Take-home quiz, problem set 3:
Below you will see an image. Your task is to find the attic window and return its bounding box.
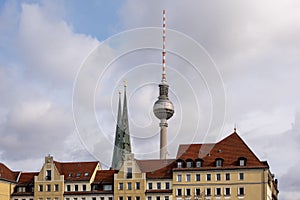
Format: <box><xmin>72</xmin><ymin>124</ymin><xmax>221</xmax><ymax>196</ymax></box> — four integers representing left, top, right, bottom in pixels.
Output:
<box><xmin>84</xmin><ymin>172</ymin><xmax>89</xmax><ymax>177</ymax></box>
<box><xmin>186</xmin><ymin>161</ymin><xmax>192</xmax><ymax>168</ymax></box>
<box><xmin>76</xmin><ymin>172</ymin><xmax>81</xmax><ymax>177</ymax></box>
<box><xmin>196</xmin><ymin>160</ymin><xmax>202</xmax><ymax>168</ymax></box>
<box><xmin>177</xmin><ymin>161</ymin><xmax>182</xmax><ymax>168</ymax></box>
<box><xmin>68</xmin><ymin>173</ymin><xmax>73</xmax><ymax>177</ymax></box>
<box><xmin>215</xmin><ymin>158</ymin><xmax>223</xmax><ymax>167</ymax></box>
<box><xmin>238</xmin><ymin>157</ymin><xmax>247</xmax><ymax>166</ymax></box>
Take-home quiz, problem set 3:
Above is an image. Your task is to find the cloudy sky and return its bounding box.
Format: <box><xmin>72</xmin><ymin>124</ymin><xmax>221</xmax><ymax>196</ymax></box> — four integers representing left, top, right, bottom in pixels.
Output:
<box><xmin>1</xmin><ymin>0</ymin><xmax>300</xmax><ymax>199</ymax></box>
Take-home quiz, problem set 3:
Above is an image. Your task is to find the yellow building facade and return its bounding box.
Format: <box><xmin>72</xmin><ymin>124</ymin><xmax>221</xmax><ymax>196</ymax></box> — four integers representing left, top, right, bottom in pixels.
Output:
<box><xmin>114</xmin><ymin>154</ymin><xmax>146</xmax><ymax>200</ymax></box>
<box><xmin>34</xmin><ymin>155</ymin><xmax>64</xmax><ymax>200</ymax></box>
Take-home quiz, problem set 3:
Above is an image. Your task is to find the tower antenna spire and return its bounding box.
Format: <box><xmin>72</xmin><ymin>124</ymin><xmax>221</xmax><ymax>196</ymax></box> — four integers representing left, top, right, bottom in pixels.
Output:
<box><xmin>162</xmin><ymin>9</ymin><xmax>167</xmax><ymax>83</ymax></box>
<box><xmin>153</xmin><ymin>10</ymin><xmax>174</xmax><ymax>160</ymax></box>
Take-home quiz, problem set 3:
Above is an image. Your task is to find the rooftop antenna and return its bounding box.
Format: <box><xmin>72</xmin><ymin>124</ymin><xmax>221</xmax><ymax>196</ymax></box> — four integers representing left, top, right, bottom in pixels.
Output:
<box><xmin>162</xmin><ymin>9</ymin><xmax>167</xmax><ymax>83</ymax></box>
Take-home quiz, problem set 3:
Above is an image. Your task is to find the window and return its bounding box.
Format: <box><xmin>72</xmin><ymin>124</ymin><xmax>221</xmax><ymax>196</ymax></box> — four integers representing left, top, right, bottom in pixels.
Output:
<box><xmin>216</xmin><ymin>173</ymin><xmax>221</xmax><ymax>181</ymax></box>
<box><xmin>239</xmin><ymin>158</ymin><xmax>246</xmax><ymax>166</ymax></box>
<box><xmin>195</xmin><ymin>188</ymin><xmax>201</xmax><ymax>196</ymax></box>
<box><xmin>177</xmin><ymin>188</ymin><xmax>182</xmax><ymax>196</ymax></box>
<box><xmin>206</xmin><ymin>188</ymin><xmax>211</xmax><ymax>196</ymax></box>
<box><xmin>216</xmin><ymin>188</ymin><xmax>221</xmax><ymax>196</ymax></box>
<box><xmin>147</xmin><ymin>197</ymin><xmax>152</xmax><ymax>200</ymax></box>
<box><xmin>54</xmin><ymin>184</ymin><xmax>59</xmax><ymax>191</ymax></box>
<box><xmin>81</xmin><ymin>198</ymin><xmax>85</xmax><ymax>200</ymax></box>
<box><xmin>239</xmin><ymin>172</ymin><xmax>244</xmax><ymax>180</ymax></box>
<box><xmin>47</xmin><ymin>198</ymin><xmax>50</xmax><ymax>200</ymax></box>
<box><xmin>225</xmin><ymin>187</ymin><xmax>231</xmax><ymax>196</ymax></box>
<box><xmin>186</xmin><ymin>174</ymin><xmax>191</xmax><ymax>182</ymax></box>
<box><xmin>76</xmin><ymin>172</ymin><xmax>81</xmax><ymax>177</ymax></box>
<box><xmin>128</xmin><ymin>182</ymin><xmax>132</xmax><ymax>190</ymax></box>
<box><xmin>156</xmin><ymin>197</ymin><xmax>160</xmax><ymax>200</ymax></box>
<box><xmin>75</xmin><ymin>185</ymin><xmax>78</xmax><ymax>191</ymax></box>
<box><xmin>186</xmin><ymin>161</ymin><xmax>192</xmax><ymax>168</ymax></box>
<box><xmin>157</xmin><ymin>182</ymin><xmax>161</xmax><ymax>189</ymax></box>
<box><xmin>206</xmin><ymin>174</ymin><xmax>211</xmax><ymax>181</ymax></box>
<box><xmin>148</xmin><ymin>182</ymin><xmax>153</xmax><ymax>189</ymax></box>
<box><xmin>68</xmin><ymin>173</ymin><xmax>73</xmax><ymax>177</ymax></box>
<box><xmin>84</xmin><ymin>172</ymin><xmax>89</xmax><ymax>176</ymax></box>
<box><xmin>225</xmin><ymin>173</ymin><xmax>230</xmax><ymax>181</ymax></box>
<box><xmin>46</xmin><ymin>170</ymin><xmax>51</xmax><ymax>180</ymax></box>
<box><xmin>119</xmin><ymin>183</ymin><xmax>123</xmax><ymax>190</ymax></box>
<box><xmin>136</xmin><ymin>182</ymin><xmax>140</xmax><ymax>190</ymax></box>
<box><xmin>177</xmin><ymin>161</ymin><xmax>182</xmax><ymax>168</ymax></box>
<box><xmin>128</xmin><ymin>197</ymin><xmax>132</xmax><ymax>200</ymax></box>
<box><xmin>119</xmin><ymin>197</ymin><xmax>123</xmax><ymax>200</ymax></box>
<box><xmin>186</xmin><ymin>188</ymin><xmax>191</xmax><ymax>196</ymax></box>
<box><xmin>104</xmin><ymin>185</ymin><xmax>112</xmax><ymax>191</ymax></box>
<box><xmin>196</xmin><ymin>174</ymin><xmax>201</xmax><ymax>181</ymax></box>
<box><xmin>216</xmin><ymin>159</ymin><xmax>223</xmax><ymax>167</ymax></box>
<box><xmin>67</xmin><ymin>185</ymin><xmax>71</xmax><ymax>191</ymax></box>
<box><xmin>165</xmin><ymin>182</ymin><xmax>170</xmax><ymax>189</ymax></box>
<box><xmin>127</xmin><ymin>167</ymin><xmax>133</xmax><ymax>178</ymax></box>
<box><xmin>39</xmin><ymin>184</ymin><xmax>43</xmax><ymax>192</ymax></box>
<box><xmin>82</xmin><ymin>184</ymin><xmax>86</xmax><ymax>191</ymax></box>
<box><xmin>164</xmin><ymin>196</ymin><xmax>169</xmax><ymax>200</ymax></box>
<box><xmin>136</xmin><ymin>197</ymin><xmax>140</xmax><ymax>200</ymax></box>
<box><xmin>17</xmin><ymin>186</ymin><xmax>26</xmax><ymax>192</ymax></box>
<box><xmin>109</xmin><ymin>198</ymin><xmax>113</xmax><ymax>200</ymax></box>
<box><xmin>196</xmin><ymin>160</ymin><xmax>202</xmax><ymax>167</ymax></box>
<box><xmin>101</xmin><ymin>198</ymin><xmax>104</xmax><ymax>200</ymax></box>
<box><xmin>92</xmin><ymin>198</ymin><xmax>96</xmax><ymax>200</ymax></box>
<box><xmin>177</xmin><ymin>174</ymin><xmax>182</xmax><ymax>182</ymax></box>
<box><xmin>239</xmin><ymin>187</ymin><xmax>245</xmax><ymax>196</ymax></box>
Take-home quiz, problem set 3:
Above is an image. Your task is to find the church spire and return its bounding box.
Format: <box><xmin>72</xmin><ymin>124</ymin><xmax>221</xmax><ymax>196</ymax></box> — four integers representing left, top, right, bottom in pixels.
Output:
<box><xmin>121</xmin><ymin>81</ymin><xmax>131</xmax><ymax>157</ymax></box>
<box><xmin>111</xmin><ymin>91</ymin><xmax>123</xmax><ymax>169</ymax></box>
<box><xmin>111</xmin><ymin>81</ymin><xmax>132</xmax><ymax>170</ymax></box>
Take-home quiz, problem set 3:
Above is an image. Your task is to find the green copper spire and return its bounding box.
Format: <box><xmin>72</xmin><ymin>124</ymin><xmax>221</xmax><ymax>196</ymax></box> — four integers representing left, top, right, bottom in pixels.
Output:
<box><xmin>111</xmin><ymin>81</ymin><xmax>132</xmax><ymax>170</ymax></box>
<box><xmin>111</xmin><ymin>91</ymin><xmax>123</xmax><ymax>170</ymax></box>
<box><xmin>121</xmin><ymin>82</ymin><xmax>131</xmax><ymax>158</ymax></box>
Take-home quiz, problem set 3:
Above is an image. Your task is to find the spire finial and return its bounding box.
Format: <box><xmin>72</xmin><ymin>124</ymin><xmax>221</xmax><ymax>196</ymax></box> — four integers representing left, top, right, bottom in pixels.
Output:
<box><xmin>162</xmin><ymin>9</ymin><xmax>167</xmax><ymax>83</ymax></box>
<box><xmin>124</xmin><ymin>80</ymin><xmax>127</xmax><ymax>87</ymax></box>
<box><xmin>234</xmin><ymin>123</ymin><xmax>237</xmax><ymax>133</ymax></box>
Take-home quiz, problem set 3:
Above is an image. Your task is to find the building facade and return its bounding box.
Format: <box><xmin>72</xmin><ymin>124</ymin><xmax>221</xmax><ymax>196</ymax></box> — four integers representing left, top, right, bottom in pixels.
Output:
<box><xmin>2</xmin><ymin>131</ymin><xmax>278</xmax><ymax>200</ymax></box>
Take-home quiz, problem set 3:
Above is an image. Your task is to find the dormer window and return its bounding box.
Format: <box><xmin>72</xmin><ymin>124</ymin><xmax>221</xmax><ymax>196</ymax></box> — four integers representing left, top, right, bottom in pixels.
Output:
<box><xmin>68</xmin><ymin>173</ymin><xmax>73</xmax><ymax>177</ymax></box>
<box><xmin>238</xmin><ymin>157</ymin><xmax>247</xmax><ymax>166</ymax></box>
<box><xmin>196</xmin><ymin>160</ymin><xmax>202</xmax><ymax>168</ymax></box>
<box><xmin>76</xmin><ymin>172</ymin><xmax>81</xmax><ymax>177</ymax></box>
<box><xmin>186</xmin><ymin>161</ymin><xmax>192</xmax><ymax>168</ymax></box>
<box><xmin>177</xmin><ymin>161</ymin><xmax>182</xmax><ymax>168</ymax></box>
<box><xmin>215</xmin><ymin>158</ymin><xmax>223</xmax><ymax>167</ymax></box>
<box><xmin>84</xmin><ymin>172</ymin><xmax>89</xmax><ymax>177</ymax></box>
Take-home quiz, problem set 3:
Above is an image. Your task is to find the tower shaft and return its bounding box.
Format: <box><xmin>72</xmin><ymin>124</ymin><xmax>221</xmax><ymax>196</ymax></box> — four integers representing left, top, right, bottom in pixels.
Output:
<box><xmin>160</xmin><ymin>119</ymin><xmax>168</xmax><ymax>159</ymax></box>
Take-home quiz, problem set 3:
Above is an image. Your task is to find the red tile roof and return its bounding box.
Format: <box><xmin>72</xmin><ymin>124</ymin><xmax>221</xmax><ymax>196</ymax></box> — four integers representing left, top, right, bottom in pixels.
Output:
<box><xmin>54</xmin><ymin>161</ymin><xmax>99</xmax><ymax>181</ymax></box>
<box><xmin>136</xmin><ymin>159</ymin><xmax>176</xmax><ymax>179</ymax></box>
<box><xmin>94</xmin><ymin>170</ymin><xmax>117</xmax><ymax>183</ymax></box>
<box><xmin>0</xmin><ymin>163</ymin><xmax>20</xmax><ymax>182</ymax></box>
<box><xmin>176</xmin><ymin>132</ymin><xmax>267</xmax><ymax>168</ymax></box>
<box><xmin>18</xmin><ymin>172</ymin><xmax>39</xmax><ymax>185</ymax></box>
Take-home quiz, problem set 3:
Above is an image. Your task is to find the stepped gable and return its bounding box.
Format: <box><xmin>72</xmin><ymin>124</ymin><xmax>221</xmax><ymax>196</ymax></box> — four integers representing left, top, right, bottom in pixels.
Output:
<box><xmin>136</xmin><ymin>159</ymin><xmax>176</xmax><ymax>179</ymax></box>
<box><xmin>0</xmin><ymin>163</ymin><xmax>20</xmax><ymax>182</ymax></box>
<box><xmin>54</xmin><ymin>161</ymin><xmax>99</xmax><ymax>181</ymax></box>
<box><xmin>94</xmin><ymin>170</ymin><xmax>117</xmax><ymax>184</ymax></box>
<box><xmin>176</xmin><ymin>132</ymin><xmax>268</xmax><ymax>168</ymax></box>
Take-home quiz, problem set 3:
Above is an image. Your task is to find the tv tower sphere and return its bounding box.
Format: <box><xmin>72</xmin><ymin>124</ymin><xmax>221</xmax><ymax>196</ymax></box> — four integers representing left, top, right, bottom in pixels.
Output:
<box><xmin>153</xmin><ymin>83</ymin><xmax>174</xmax><ymax>120</ymax></box>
